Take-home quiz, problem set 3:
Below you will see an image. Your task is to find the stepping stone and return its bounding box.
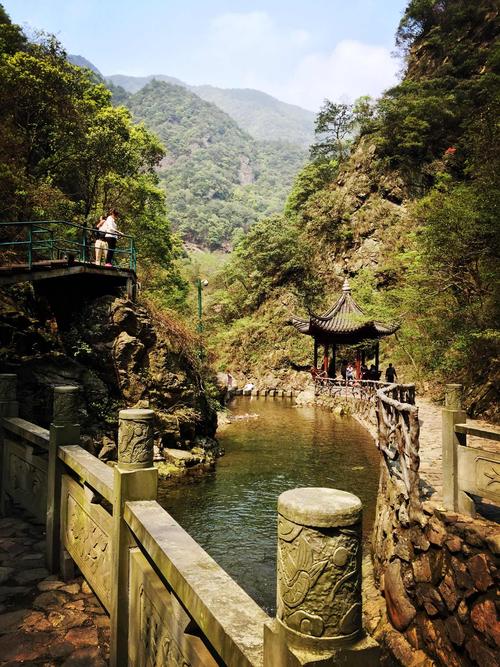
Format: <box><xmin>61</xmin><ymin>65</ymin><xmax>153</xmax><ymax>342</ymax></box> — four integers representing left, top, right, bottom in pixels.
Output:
<box><xmin>61</xmin><ymin>583</ymin><xmax>80</xmax><ymax>595</ymax></box>
<box><xmin>33</xmin><ymin>589</ymin><xmax>70</xmax><ymax>611</ymax></box>
<box><xmin>64</xmin><ymin>625</ymin><xmax>98</xmax><ymax>648</ymax></box>
<box><xmin>38</xmin><ymin>579</ymin><xmax>65</xmax><ymax>592</ymax></box>
<box><xmin>0</xmin><ymin>629</ymin><xmax>56</xmax><ymax>662</ymax></box>
<box><xmin>0</xmin><ymin>608</ymin><xmax>28</xmax><ymax>633</ymax></box>
<box><xmin>62</xmin><ymin>646</ymin><xmax>106</xmax><ymax>667</ymax></box>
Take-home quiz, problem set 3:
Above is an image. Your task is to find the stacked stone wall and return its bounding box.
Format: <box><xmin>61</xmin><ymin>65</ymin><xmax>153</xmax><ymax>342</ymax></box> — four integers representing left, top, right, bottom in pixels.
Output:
<box><xmin>312</xmin><ymin>392</ymin><xmax>500</xmax><ymax>666</ymax></box>
<box><xmin>373</xmin><ymin>466</ymin><xmax>499</xmax><ymax>666</ymax></box>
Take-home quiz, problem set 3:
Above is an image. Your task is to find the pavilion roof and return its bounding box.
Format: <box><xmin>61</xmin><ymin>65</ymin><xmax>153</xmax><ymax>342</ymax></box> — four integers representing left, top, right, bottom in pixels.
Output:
<box><xmin>290</xmin><ymin>277</ymin><xmax>399</xmax><ymax>344</ymax></box>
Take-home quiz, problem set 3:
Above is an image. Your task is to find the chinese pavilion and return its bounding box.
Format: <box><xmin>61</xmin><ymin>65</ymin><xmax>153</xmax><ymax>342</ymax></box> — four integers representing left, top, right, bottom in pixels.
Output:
<box><xmin>290</xmin><ymin>277</ymin><xmax>399</xmax><ymax>378</ymax></box>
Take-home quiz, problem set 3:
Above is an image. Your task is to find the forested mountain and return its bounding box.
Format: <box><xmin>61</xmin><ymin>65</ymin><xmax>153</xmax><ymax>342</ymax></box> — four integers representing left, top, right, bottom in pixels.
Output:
<box><xmin>189</xmin><ymin>86</ymin><xmax>315</xmax><ymax>146</ymax></box>
<box><xmin>68</xmin><ymin>54</ymin><xmax>102</xmax><ymax>76</ymax></box>
<box><xmin>206</xmin><ymin>0</ymin><xmax>500</xmax><ymax>420</ymax></box>
<box><xmin>107</xmin><ymin>73</ymin><xmax>315</xmax><ymax>147</ymax></box>
<box><xmin>126</xmin><ymin>80</ymin><xmax>306</xmax><ymax>248</ymax></box>
<box><xmin>107</xmin><ymin>73</ymin><xmax>184</xmax><ymax>92</ymax></box>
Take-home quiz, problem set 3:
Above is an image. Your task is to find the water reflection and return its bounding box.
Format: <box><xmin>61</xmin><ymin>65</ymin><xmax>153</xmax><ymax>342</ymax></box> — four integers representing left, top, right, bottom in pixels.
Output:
<box><xmin>158</xmin><ymin>396</ymin><xmax>380</xmax><ymax>613</ymax></box>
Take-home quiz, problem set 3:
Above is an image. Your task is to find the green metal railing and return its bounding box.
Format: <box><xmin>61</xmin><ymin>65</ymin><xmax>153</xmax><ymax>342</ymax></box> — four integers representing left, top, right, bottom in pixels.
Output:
<box><xmin>0</xmin><ymin>220</ymin><xmax>137</xmax><ymax>272</ymax></box>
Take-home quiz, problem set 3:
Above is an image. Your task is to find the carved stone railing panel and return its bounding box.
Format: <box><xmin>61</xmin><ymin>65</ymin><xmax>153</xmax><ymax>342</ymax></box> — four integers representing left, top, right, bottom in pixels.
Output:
<box><xmin>61</xmin><ymin>474</ymin><xmax>112</xmax><ymax>610</ymax></box>
<box><xmin>128</xmin><ymin>548</ymin><xmax>220</xmax><ymax>667</ymax></box>
<box><xmin>3</xmin><ymin>437</ymin><xmax>47</xmax><ymax>523</ymax></box>
<box><xmin>376</xmin><ymin>383</ymin><xmax>422</xmax><ymax>523</ymax></box>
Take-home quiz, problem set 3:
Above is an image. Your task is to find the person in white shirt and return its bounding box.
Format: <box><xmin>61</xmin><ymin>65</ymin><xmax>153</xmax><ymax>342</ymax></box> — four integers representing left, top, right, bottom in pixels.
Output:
<box><xmin>102</xmin><ymin>209</ymin><xmax>120</xmax><ymax>266</ymax></box>
<box><xmin>94</xmin><ymin>215</ymin><xmax>107</xmax><ymax>265</ymax></box>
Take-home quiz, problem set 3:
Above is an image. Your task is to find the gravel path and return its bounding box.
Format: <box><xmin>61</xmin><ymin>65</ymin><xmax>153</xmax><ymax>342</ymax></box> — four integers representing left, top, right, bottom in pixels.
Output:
<box><xmin>0</xmin><ymin>512</ymin><xmax>109</xmax><ymax>667</ymax></box>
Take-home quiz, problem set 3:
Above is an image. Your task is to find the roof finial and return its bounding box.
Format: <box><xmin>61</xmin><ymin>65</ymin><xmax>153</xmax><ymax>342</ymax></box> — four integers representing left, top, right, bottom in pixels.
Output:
<box><xmin>342</xmin><ymin>257</ymin><xmax>351</xmax><ymax>291</ymax></box>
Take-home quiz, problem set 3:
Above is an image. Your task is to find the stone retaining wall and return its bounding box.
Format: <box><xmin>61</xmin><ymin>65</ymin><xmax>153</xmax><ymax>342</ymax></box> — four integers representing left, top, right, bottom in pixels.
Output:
<box><xmin>309</xmin><ymin>390</ymin><xmax>500</xmax><ymax>666</ymax></box>
<box><xmin>373</xmin><ymin>465</ymin><xmax>499</xmax><ymax>666</ymax></box>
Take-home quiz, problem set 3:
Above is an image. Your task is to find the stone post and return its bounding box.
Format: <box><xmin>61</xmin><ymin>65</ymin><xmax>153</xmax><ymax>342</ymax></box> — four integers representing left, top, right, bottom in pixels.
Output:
<box><xmin>47</xmin><ymin>386</ymin><xmax>81</xmax><ymax>574</ymax></box>
<box><xmin>110</xmin><ymin>409</ymin><xmax>158</xmax><ymax>667</ymax></box>
<box><xmin>0</xmin><ymin>374</ymin><xmax>18</xmax><ymax>418</ymax></box>
<box><xmin>442</xmin><ymin>384</ymin><xmax>468</xmax><ymax>513</ymax></box>
<box><xmin>0</xmin><ymin>374</ymin><xmax>19</xmax><ymax>516</ymax></box>
<box><xmin>264</xmin><ymin>488</ymin><xmax>379</xmax><ymax>666</ymax></box>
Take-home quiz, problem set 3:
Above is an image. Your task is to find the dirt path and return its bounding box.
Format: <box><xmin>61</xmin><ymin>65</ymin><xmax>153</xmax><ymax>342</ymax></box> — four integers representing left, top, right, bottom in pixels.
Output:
<box><xmin>0</xmin><ymin>511</ymin><xmax>108</xmax><ymax>666</ymax></box>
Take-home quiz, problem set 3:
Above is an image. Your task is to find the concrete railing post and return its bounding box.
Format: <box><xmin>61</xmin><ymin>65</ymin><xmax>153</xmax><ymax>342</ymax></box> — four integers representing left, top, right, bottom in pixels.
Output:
<box><xmin>442</xmin><ymin>383</ymin><xmax>467</xmax><ymax>513</ymax></box>
<box><xmin>47</xmin><ymin>386</ymin><xmax>80</xmax><ymax>574</ymax></box>
<box><xmin>110</xmin><ymin>409</ymin><xmax>158</xmax><ymax>667</ymax></box>
<box><xmin>0</xmin><ymin>374</ymin><xmax>19</xmax><ymax>516</ymax></box>
<box><xmin>264</xmin><ymin>487</ymin><xmax>379</xmax><ymax>666</ymax></box>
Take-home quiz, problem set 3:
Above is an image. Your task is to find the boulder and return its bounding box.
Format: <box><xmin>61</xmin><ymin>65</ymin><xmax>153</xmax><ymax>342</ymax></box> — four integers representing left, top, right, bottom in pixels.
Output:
<box><xmin>384</xmin><ymin>559</ymin><xmax>417</xmax><ymax>631</ymax></box>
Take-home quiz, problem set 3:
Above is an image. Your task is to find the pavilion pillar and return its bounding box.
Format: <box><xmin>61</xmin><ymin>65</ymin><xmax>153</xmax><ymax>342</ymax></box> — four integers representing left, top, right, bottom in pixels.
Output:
<box><xmin>313</xmin><ymin>339</ymin><xmax>318</xmax><ymax>369</ymax></box>
<box><xmin>323</xmin><ymin>344</ymin><xmax>329</xmax><ymax>373</ymax></box>
<box><xmin>331</xmin><ymin>344</ymin><xmax>336</xmax><ymax>378</ymax></box>
<box><xmin>375</xmin><ymin>342</ymin><xmax>380</xmax><ymax>373</ymax></box>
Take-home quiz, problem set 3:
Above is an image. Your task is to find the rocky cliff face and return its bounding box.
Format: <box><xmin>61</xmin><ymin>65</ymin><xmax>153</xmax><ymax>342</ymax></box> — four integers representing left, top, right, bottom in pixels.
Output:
<box><xmin>0</xmin><ymin>283</ymin><xmax>218</xmax><ymax>464</ymax></box>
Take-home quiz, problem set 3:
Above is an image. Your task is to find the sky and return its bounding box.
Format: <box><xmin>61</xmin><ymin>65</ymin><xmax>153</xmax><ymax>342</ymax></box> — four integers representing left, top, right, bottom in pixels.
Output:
<box><xmin>4</xmin><ymin>0</ymin><xmax>408</xmax><ymax>111</ymax></box>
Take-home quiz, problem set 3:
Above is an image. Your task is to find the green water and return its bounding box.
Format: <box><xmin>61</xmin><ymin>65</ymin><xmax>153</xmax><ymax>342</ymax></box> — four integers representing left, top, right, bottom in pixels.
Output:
<box><xmin>158</xmin><ymin>396</ymin><xmax>380</xmax><ymax>614</ymax></box>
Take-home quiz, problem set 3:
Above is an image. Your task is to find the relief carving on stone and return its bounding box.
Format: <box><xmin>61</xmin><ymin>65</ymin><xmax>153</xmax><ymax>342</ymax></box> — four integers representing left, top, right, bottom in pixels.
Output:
<box><xmin>277</xmin><ymin>515</ymin><xmax>361</xmax><ymax>641</ymax></box>
<box><xmin>141</xmin><ymin>585</ymin><xmax>191</xmax><ymax>667</ymax></box>
<box><xmin>64</xmin><ymin>492</ymin><xmax>111</xmax><ymax>607</ymax></box>
<box><xmin>9</xmin><ymin>452</ymin><xmax>44</xmax><ymax>497</ymax></box>
<box><xmin>118</xmin><ymin>417</ymin><xmax>153</xmax><ymax>465</ymax></box>
<box><xmin>53</xmin><ymin>388</ymin><xmax>79</xmax><ymax>425</ymax></box>
<box><xmin>476</xmin><ymin>458</ymin><xmax>500</xmax><ymax>498</ymax></box>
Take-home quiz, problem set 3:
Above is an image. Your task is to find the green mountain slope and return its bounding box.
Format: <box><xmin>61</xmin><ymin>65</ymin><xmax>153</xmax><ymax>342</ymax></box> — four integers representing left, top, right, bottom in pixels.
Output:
<box><xmin>107</xmin><ymin>73</ymin><xmax>184</xmax><ymax>93</ymax></box>
<box><xmin>107</xmin><ymin>73</ymin><xmax>314</xmax><ymax>147</ymax></box>
<box><xmin>126</xmin><ymin>80</ymin><xmax>307</xmax><ymax>248</ymax></box>
<box><xmin>205</xmin><ymin>0</ymin><xmax>500</xmax><ymax>421</ymax></box>
<box><xmin>191</xmin><ymin>86</ymin><xmax>315</xmax><ymax>147</ymax></box>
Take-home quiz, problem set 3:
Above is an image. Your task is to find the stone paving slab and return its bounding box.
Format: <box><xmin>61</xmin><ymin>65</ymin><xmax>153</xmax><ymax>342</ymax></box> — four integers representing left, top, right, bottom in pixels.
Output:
<box><xmin>417</xmin><ymin>398</ymin><xmax>500</xmax><ymax>505</ymax></box>
<box><xmin>0</xmin><ymin>513</ymin><xmax>109</xmax><ymax>666</ymax></box>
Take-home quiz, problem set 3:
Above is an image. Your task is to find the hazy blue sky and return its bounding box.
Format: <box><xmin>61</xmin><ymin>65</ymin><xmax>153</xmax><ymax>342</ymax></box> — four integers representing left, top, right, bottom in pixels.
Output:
<box><xmin>5</xmin><ymin>0</ymin><xmax>408</xmax><ymax>111</ymax></box>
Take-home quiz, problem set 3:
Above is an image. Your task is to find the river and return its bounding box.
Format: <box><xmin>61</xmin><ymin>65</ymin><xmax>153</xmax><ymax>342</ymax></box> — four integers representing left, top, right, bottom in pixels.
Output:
<box><xmin>158</xmin><ymin>396</ymin><xmax>380</xmax><ymax>614</ymax></box>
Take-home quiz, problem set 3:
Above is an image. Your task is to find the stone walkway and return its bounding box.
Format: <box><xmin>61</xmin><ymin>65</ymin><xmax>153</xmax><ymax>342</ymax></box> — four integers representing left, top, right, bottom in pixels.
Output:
<box><xmin>417</xmin><ymin>398</ymin><xmax>499</xmax><ymax>506</ymax></box>
<box><xmin>0</xmin><ymin>513</ymin><xmax>109</xmax><ymax>667</ymax></box>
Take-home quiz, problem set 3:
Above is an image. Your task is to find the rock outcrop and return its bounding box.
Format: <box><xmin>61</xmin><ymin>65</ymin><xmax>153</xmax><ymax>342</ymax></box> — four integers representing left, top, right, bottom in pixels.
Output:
<box><xmin>0</xmin><ymin>284</ymin><xmax>218</xmax><ymax>466</ymax></box>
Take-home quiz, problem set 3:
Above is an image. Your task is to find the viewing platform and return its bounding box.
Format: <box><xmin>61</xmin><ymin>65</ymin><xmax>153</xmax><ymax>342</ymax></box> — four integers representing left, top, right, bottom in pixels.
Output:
<box><xmin>0</xmin><ymin>221</ymin><xmax>137</xmax><ymax>300</ymax></box>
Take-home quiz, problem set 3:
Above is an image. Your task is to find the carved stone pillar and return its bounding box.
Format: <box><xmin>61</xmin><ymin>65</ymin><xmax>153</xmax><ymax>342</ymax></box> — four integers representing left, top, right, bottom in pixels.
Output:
<box><xmin>111</xmin><ymin>408</ymin><xmax>157</xmax><ymax>667</ymax></box>
<box><xmin>47</xmin><ymin>387</ymin><xmax>81</xmax><ymax>574</ymax></box>
<box><xmin>276</xmin><ymin>487</ymin><xmax>362</xmax><ymax>650</ymax></box>
<box><xmin>52</xmin><ymin>386</ymin><xmax>80</xmax><ymax>426</ymax></box>
<box><xmin>264</xmin><ymin>488</ymin><xmax>379</xmax><ymax>666</ymax></box>
<box><xmin>117</xmin><ymin>408</ymin><xmax>154</xmax><ymax>469</ymax></box>
<box><xmin>0</xmin><ymin>374</ymin><xmax>18</xmax><ymax>417</ymax></box>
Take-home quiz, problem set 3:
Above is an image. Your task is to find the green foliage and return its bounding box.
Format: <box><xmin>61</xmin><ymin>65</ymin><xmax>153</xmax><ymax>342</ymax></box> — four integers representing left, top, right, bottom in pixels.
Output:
<box><xmin>126</xmin><ymin>80</ymin><xmax>307</xmax><ymax>248</ymax></box>
<box><xmin>203</xmin><ymin>0</ymin><xmax>500</xmax><ymax>412</ymax></box>
<box><xmin>0</xmin><ymin>6</ymin><xmax>186</xmax><ymax>306</ymax></box>
<box><xmin>310</xmin><ymin>97</ymin><xmax>377</xmax><ymax>162</ymax></box>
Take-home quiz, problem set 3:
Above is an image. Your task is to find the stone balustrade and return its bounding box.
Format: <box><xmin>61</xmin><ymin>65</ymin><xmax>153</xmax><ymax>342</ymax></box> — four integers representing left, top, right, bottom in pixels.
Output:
<box><xmin>0</xmin><ymin>373</ymin><xmax>379</xmax><ymax>667</ymax></box>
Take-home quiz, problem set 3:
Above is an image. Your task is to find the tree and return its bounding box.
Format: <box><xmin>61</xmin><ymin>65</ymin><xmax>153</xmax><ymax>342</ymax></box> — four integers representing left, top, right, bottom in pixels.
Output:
<box><xmin>310</xmin><ymin>101</ymin><xmax>354</xmax><ymax>162</ymax></box>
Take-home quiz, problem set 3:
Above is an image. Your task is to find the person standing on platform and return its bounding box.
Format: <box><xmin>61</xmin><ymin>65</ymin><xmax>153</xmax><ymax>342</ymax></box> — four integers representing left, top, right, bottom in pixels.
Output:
<box><xmin>94</xmin><ymin>215</ymin><xmax>107</xmax><ymax>265</ymax></box>
<box><xmin>103</xmin><ymin>209</ymin><xmax>120</xmax><ymax>267</ymax></box>
<box><xmin>385</xmin><ymin>363</ymin><xmax>398</xmax><ymax>383</ymax></box>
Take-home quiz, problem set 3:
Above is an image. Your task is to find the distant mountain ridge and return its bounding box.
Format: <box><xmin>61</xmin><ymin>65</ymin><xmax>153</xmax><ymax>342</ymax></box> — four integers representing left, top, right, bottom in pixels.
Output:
<box><xmin>126</xmin><ymin>79</ymin><xmax>307</xmax><ymax>247</ymax></box>
<box><xmin>106</xmin><ymin>73</ymin><xmax>315</xmax><ymax>147</ymax></box>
